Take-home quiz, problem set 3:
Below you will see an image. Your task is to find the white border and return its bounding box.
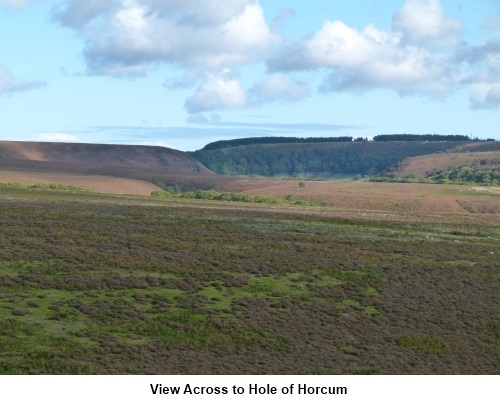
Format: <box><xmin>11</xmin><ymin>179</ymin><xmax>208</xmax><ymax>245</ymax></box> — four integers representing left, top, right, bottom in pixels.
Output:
<box><xmin>1</xmin><ymin>375</ymin><xmax>497</xmax><ymax>405</ymax></box>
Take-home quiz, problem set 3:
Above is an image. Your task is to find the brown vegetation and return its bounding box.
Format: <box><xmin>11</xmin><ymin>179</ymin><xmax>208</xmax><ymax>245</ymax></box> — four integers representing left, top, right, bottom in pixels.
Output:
<box><xmin>0</xmin><ymin>187</ymin><xmax>498</xmax><ymax>374</ymax></box>
<box><xmin>0</xmin><ymin>169</ymin><xmax>160</xmax><ymax>195</ymax></box>
<box><xmin>218</xmin><ymin>180</ymin><xmax>500</xmax><ymax>218</ymax></box>
<box><xmin>391</xmin><ymin>151</ymin><xmax>500</xmax><ymax>178</ymax></box>
<box><xmin>0</xmin><ymin>141</ymin><xmax>215</xmax><ymax>194</ymax></box>
<box><xmin>0</xmin><ymin>141</ymin><xmax>211</xmax><ymax>175</ymax></box>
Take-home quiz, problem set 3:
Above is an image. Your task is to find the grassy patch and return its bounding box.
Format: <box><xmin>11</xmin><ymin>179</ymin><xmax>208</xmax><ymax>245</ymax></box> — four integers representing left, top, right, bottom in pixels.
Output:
<box><xmin>396</xmin><ymin>334</ymin><xmax>448</xmax><ymax>355</ymax></box>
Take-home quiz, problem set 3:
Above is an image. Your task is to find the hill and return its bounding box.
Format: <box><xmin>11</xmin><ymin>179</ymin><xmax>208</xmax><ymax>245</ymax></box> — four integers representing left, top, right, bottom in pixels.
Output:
<box><xmin>192</xmin><ymin>140</ymin><xmax>500</xmax><ymax>178</ymax></box>
<box><xmin>1</xmin><ymin>139</ymin><xmax>499</xmax><ymax>194</ymax></box>
<box><xmin>0</xmin><ymin>141</ymin><xmax>211</xmax><ymax>175</ymax></box>
<box><xmin>0</xmin><ymin>141</ymin><xmax>214</xmax><ymax>194</ymax></box>
<box><xmin>391</xmin><ymin>151</ymin><xmax>500</xmax><ymax>178</ymax></box>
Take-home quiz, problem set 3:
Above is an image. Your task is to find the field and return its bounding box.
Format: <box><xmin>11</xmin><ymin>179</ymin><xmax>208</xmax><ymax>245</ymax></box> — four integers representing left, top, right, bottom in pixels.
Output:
<box><xmin>0</xmin><ymin>184</ymin><xmax>498</xmax><ymax>374</ymax></box>
<box><xmin>0</xmin><ymin>169</ymin><xmax>161</xmax><ymax>195</ymax></box>
<box><xmin>215</xmin><ymin>180</ymin><xmax>500</xmax><ymax>219</ymax></box>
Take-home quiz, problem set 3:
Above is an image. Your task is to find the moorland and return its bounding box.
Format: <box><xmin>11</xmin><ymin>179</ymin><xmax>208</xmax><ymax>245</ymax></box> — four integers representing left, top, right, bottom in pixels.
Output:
<box><xmin>0</xmin><ymin>138</ymin><xmax>498</xmax><ymax>374</ymax></box>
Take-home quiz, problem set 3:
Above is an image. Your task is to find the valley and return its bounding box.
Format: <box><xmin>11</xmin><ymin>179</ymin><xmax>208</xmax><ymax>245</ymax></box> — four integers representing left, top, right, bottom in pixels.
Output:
<box><xmin>0</xmin><ymin>138</ymin><xmax>498</xmax><ymax>374</ymax></box>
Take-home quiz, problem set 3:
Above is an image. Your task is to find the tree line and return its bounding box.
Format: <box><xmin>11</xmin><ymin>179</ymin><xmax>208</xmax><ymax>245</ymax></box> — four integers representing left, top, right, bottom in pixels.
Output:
<box><xmin>192</xmin><ymin>141</ymin><xmax>481</xmax><ymax>178</ymax></box>
<box><xmin>202</xmin><ymin>136</ymin><xmax>355</xmax><ymax>150</ymax></box>
<box><xmin>200</xmin><ymin>134</ymin><xmax>498</xmax><ymax>151</ymax></box>
<box><xmin>372</xmin><ymin>134</ymin><xmax>474</xmax><ymax>142</ymax></box>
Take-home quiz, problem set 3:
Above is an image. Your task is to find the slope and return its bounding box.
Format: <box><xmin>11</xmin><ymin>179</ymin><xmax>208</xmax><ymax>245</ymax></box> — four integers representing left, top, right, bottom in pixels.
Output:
<box><xmin>0</xmin><ymin>141</ymin><xmax>215</xmax><ymax>194</ymax></box>
<box><xmin>192</xmin><ymin>141</ymin><xmax>500</xmax><ymax>178</ymax></box>
<box><xmin>390</xmin><ymin>151</ymin><xmax>500</xmax><ymax>178</ymax></box>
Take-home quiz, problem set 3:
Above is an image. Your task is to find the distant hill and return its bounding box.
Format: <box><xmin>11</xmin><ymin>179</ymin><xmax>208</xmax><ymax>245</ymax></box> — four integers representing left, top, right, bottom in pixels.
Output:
<box><xmin>2</xmin><ymin>139</ymin><xmax>499</xmax><ymax>194</ymax></box>
<box><xmin>202</xmin><ymin>136</ymin><xmax>356</xmax><ymax>150</ymax></box>
<box><xmin>192</xmin><ymin>140</ymin><xmax>500</xmax><ymax>178</ymax></box>
<box><xmin>0</xmin><ymin>141</ymin><xmax>214</xmax><ymax>194</ymax></box>
<box><xmin>0</xmin><ymin>141</ymin><xmax>211</xmax><ymax>174</ymax></box>
<box><xmin>379</xmin><ymin>150</ymin><xmax>500</xmax><ymax>185</ymax></box>
<box><xmin>390</xmin><ymin>151</ymin><xmax>500</xmax><ymax>178</ymax></box>
<box><xmin>202</xmin><ymin>134</ymin><xmax>477</xmax><ymax>150</ymax></box>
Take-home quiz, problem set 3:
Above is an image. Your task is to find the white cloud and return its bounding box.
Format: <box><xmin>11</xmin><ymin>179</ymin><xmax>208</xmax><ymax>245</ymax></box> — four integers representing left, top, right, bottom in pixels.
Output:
<box><xmin>146</xmin><ymin>0</ymin><xmax>250</xmax><ymax>26</ymax></box>
<box><xmin>0</xmin><ymin>65</ymin><xmax>46</xmax><ymax>95</ymax></box>
<box><xmin>51</xmin><ymin>0</ymin><xmax>495</xmax><ymax>111</ymax></box>
<box><xmin>469</xmin><ymin>83</ymin><xmax>500</xmax><ymax>109</ymax></box>
<box><xmin>307</xmin><ymin>21</ymin><xmax>386</xmax><ymax>68</ymax></box>
<box><xmin>459</xmin><ymin>40</ymin><xmax>500</xmax><ymax>109</ymax></box>
<box><xmin>53</xmin><ymin>1</ymin><xmax>122</xmax><ymax>29</ymax></box>
<box><xmin>268</xmin><ymin>0</ymin><xmax>464</xmax><ymax>97</ymax></box>
<box><xmin>248</xmin><ymin>73</ymin><xmax>310</xmax><ymax>104</ymax></box>
<box><xmin>54</xmin><ymin>0</ymin><xmax>278</xmax><ymax>75</ymax></box>
<box><xmin>36</xmin><ymin>133</ymin><xmax>79</xmax><ymax>142</ymax></box>
<box><xmin>393</xmin><ymin>0</ymin><xmax>463</xmax><ymax>49</ymax></box>
<box><xmin>185</xmin><ymin>72</ymin><xmax>247</xmax><ymax>113</ymax></box>
<box><xmin>321</xmin><ymin>44</ymin><xmax>463</xmax><ymax>95</ymax></box>
<box><xmin>53</xmin><ymin>0</ymin><xmax>280</xmax><ymax>111</ymax></box>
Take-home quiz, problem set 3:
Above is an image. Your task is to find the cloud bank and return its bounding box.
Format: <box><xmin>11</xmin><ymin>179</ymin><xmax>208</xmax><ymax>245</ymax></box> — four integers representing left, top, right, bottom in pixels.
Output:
<box><xmin>458</xmin><ymin>40</ymin><xmax>500</xmax><ymax>109</ymax></box>
<box><xmin>53</xmin><ymin>0</ymin><xmax>278</xmax><ymax>75</ymax></box>
<box><xmin>392</xmin><ymin>0</ymin><xmax>463</xmax><ymax>49</ymax></box>
<box><xmin>268</xmin><ymin>0</ymin><xmax>498</xmax><ymax>108</ymax></box>
<box><xmin>51</xmin><ymin>0</ymin><xmax>500</xmax><ymax>110</ymax></box>
<box><xmin>268</xmin><ymin>0</ymin><xmax>465</xmax><ymax>97</ymax></box>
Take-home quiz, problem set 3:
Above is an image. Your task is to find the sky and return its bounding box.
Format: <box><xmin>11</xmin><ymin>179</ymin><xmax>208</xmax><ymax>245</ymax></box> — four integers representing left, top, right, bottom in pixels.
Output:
<box><xmin>0</xmin><ymin>0</ymin><xmax>499</xmax><ymax>151</ymax></box>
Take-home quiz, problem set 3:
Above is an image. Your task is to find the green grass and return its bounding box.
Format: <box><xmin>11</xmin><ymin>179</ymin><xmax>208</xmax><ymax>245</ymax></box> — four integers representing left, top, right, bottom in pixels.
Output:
<box><xmin>199</xmin><ymin>285</ymin><xmax>234</xmax><ymax>310</ymax></box>
<box><xmin>363</xmin><ymin>306</ymin><xmax>380</xmax><ymax>316</ymax></box>
<box><xmin>334</xmin><ymin>298</ymin><xmax>359</xmax><ymax>310</ymax></box>
<box><xmin>0</xmin><ymin>182</ymin><xmax>90</xmax><ymax>192</ymax></box>
<box><xmin>396</xmin><ymin>334</ymin><xmax>448</xmax><ymax>355</ymax></box>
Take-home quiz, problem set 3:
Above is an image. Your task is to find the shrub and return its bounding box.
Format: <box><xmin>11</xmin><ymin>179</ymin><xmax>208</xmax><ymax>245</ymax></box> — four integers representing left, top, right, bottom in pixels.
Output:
<box><xmin>11</xmin><ymin>309</ymin><xmax>30</xmax><ymax>316</ymax></box>
<box><xmin>160</xmin><ymin>189</ymin><xmax>310</xmax><ymax>206</ymax></box>
<box><xmin>151</xmin><ymin>190</ymin><xmax>173</xmax><ymax>197</ymax></box>
<box><xmin>30</xmin><ymin>183</ymin><xmax>89</xmax><ymax>191</ymax></box>
<box><xmin>0</xmin><ymin>182</ymin><xmax>28</xmax><ymax>189</ymax></box>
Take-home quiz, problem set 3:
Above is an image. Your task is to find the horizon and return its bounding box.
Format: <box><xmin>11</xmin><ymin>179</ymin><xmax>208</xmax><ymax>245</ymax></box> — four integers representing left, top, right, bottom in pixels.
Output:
<box><xmin>1</xmin><ymin>133</ymin><xmax>497</xmax><ymax>154</ymax></box>
<box><xmin>1</xmin><ymin>0</ymin><xmax>499</xmax><ymax>151</ymax></box>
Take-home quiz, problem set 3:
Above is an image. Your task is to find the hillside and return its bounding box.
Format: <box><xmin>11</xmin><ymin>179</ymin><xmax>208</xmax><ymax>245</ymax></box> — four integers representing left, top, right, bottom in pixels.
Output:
<box><xmin>0</xmin><ymin>169</ymin><xmax>161</xmax><ymax>195</ymax></box>
<box><xmin>0</xmin><ymin>141</ymin><xmax>214</xmax><ymax>194</ymax></box>
<box><xmin>1</xmin><ymin>140</ymin><xmax>499</xmax><ymax>194</ymax></box>
<box><xmin>192</xmin><ymin>141</ymin><xmax>500</xmax><ymax>178</ymax></box>
<box><xmin>391</xmin><ymin>151</ymin><xmax>500</xmax><ymax>178</ymax></box>
<box><xmin>0</xmin><ymin>141</ymin><xmax>211</xmax><ymax>175</ymax></box>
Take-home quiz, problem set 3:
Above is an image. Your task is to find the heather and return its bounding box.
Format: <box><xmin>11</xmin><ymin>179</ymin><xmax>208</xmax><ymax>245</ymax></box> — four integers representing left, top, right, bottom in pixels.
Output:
<box><xmin>0</xmin><ymin>187</ymin><xmax>498</xmax><ymax>374</ymax></box>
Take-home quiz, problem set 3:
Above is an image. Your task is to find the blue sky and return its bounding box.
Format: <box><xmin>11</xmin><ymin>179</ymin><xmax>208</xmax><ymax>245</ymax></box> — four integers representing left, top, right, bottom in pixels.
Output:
<box><xmin>0</xmin><ymin>0</ymin><xmax>499</xmax><ymax>151</ymax></box>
